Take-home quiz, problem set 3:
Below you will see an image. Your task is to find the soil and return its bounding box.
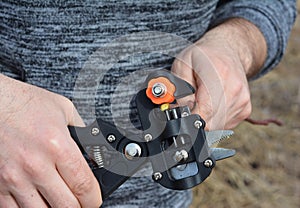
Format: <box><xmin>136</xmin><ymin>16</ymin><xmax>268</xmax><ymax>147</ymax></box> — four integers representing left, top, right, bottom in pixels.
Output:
<box><xmin>191</xmin><ymin>3</ymin><xmax>300</xmax><ymax>208</ymax></box>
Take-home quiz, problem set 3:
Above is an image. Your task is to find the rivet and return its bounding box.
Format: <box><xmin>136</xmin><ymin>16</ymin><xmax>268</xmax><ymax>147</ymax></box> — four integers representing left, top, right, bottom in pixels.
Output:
<box><xmin>194</xmin><ymin>120</ymin><xmax>203</xmax><ymax>129</ymax></box>
<box><xmin>144</xmin><ymin>134</ymin><xmax>153</xmax><ymax>142</ymax></box>
<box><xmin>107</xmin><ymin>134</ymin><xmax>116</xmax><ymax>143</ymax></box>
<box><xmin>153</xmin><ymin>172</ymin><xmax>163</xmax><ymax>181</ymax></box>
<box><xmin>91</xmin><ymin>127</ymin><xmax>100</xmax><ymax>136</ymax></box>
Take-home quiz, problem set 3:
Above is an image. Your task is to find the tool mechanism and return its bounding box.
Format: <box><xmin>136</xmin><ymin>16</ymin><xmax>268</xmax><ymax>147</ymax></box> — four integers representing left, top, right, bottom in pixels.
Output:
<box><xmin>69</xmin><ymin>70</ymin><xmax>235</xmax><ymax>200</ymax></box>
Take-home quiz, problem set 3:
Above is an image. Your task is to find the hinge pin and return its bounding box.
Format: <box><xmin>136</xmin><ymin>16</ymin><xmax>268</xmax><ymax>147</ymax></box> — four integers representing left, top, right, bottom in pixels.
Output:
<box><xmin>124</xmin><ymin>143</ymin><xmax>142</xmax><ymax>160</ymax></box>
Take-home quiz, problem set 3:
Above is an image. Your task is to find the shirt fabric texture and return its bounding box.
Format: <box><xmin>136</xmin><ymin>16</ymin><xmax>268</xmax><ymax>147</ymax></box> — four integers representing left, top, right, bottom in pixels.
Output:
<box><xmin>0</xmin><ymin>0</ymin><xmax>297</xmax><ymax>207</ymax></box>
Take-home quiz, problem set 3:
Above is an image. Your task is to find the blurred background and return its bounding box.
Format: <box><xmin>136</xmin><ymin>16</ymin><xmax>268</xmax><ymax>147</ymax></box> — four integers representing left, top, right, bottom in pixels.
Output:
<box><xmin>191</xmin><ymin>2</ymin><xmax>300</xmax><ymax>208</ymax></box>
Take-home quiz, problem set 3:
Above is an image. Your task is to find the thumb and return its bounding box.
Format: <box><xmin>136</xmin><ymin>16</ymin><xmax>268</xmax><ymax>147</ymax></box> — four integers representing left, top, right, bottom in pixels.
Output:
<box><xmin>171</xmin><ymin>56</ymin><xmax>197</xmax><ymax>110</ymax></box>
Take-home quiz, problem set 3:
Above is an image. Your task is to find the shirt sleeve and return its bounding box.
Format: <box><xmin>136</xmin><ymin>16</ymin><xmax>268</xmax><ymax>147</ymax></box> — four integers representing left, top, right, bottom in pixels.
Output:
<box><xmin>210</xmin><ymin>0</ymin><xmax>297</xmax><ymax>78</ymax></box>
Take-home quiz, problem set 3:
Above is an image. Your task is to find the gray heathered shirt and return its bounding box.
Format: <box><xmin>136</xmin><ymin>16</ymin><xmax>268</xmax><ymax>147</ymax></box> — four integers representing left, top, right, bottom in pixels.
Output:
<box><xmin>0</xmin><ymin>0</ymin><xmax>296</xmax><ymax>207</ymax></box>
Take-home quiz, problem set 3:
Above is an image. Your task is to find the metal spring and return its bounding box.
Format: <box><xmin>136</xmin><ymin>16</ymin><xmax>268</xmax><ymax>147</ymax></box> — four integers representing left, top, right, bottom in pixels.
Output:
<box><xmin>92</xmin><ymin>146</ymin><xmax>104</xmax><ymax>168</ymax></box>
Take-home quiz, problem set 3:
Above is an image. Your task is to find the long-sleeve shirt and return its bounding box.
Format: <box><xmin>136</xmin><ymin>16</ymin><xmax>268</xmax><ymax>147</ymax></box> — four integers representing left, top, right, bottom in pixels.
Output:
<box><xmin>0</xmin><ymin>0</ymin><xmax>297</xmax><ymax>207</ymax></box>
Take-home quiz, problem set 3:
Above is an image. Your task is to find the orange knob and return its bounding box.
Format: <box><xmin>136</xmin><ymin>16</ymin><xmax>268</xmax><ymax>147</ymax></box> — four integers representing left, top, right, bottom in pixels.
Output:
<box><xmin>146</xmin><ymin>77</ymin><xmax>176</xmax><ymax>105</ymax></box>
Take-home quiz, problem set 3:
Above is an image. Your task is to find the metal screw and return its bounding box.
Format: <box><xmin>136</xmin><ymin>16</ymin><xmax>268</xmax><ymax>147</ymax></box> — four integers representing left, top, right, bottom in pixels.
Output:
<box><xmin>107</xmin><ymin>134</ymin><xmax>116</xmax><ymax>143</ymax></box>
<box><xmin>181</xmin><ymin>112</ymin><xmax>189</xmax><ymax>117</ymax></box>
<box><xmin>144</xmin><ymin>133</ymin><xmax>153</xmax><ymax>142</ymax></box>
<box><xmin>194</xmin><ymin>120</ymin><xmax>203</xmax><ymax>129</ymax></box>
<box><xmin>124</xmin><ymin>143</ymin><xmax>142</xmax><ymax>160</ymax></box>
<box><xmin>153</xmin><ymin>172</ymin><xmax>163</xmax><ymax>181</ymax></box>
<box><xmin>204</xmin><ymin>159</ymin><xmax>214</xmax><ymax>168</ymax></box>
<box><xmin>91</xmin><ymin>127</ymin><xmax>100</xmax><ymax>136</ymax></box>
<box><xmin>174</xmin><ymin>150</ymin><xmax>189</xmax><ymax>162</ymax></box>
<box><xmin>152</xmin><ymin>83</ymin><xmax>165</xmax><ymax>97</ymax></box>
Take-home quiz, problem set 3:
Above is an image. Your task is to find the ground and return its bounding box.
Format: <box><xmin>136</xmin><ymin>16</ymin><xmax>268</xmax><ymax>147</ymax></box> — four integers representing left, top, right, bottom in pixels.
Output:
<box><xmin>191</xmin><ymin>3</ymin><xmax>300</xmax><ymax>208</ymax></box>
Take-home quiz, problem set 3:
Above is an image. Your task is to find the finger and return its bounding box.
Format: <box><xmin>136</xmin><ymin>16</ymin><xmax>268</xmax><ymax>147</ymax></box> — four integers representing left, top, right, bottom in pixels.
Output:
<box><xmin>0</xmin><ymin>193</ymin><xmax>18</xmax><ymax>208</ymax></box>
<box><xmin>172</xmin><ymin>56</ymin><xmax>197</xmax><ymax>108</ymax></box>
<box><xmin>9</xmin><ymin>187</ymin><xmax>48</xmax><ymax>208</ymax></box>
<box><xmin>55</xmin><ymin>139</ymin><xmax>102</xmax><ymax>208</ymax></box>
<box><xmin>225</xmin><ymin>100</ymin><xmax>252</xmax><ymax>129</ymax></box>
<box><xmin>171</xmin><ymin>55</ymin><xmax>196</xmax><ymax>88</ymax></box>
<box><xmin>192</xmin><ymin>60</ymin><xmax>228</xmax><ymax>130</ymax></box>
<box><xmin>36</xmin><ymin>165</ymin><xmax>81</xmax><ymax>208</ymax></box>
<box><xmin>193</xmin><ymin>81</ymin><xmax>227</xmax><ymax>130</ymax></box>
<box><xmin>0</xmin><ymin>166</ymin><xmax>49</xmax><ymax>208</ymax></box>
<box><xmin>193</xmin><ymin>84</ymin><xmax>213</xmax><ymax>120</ymax></box>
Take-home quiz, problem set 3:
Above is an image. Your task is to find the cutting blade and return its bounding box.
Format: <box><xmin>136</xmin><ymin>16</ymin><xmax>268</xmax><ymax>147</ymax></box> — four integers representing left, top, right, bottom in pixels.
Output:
<box><xmin>211</xmin><ymin>148</ymin><xmax>236</xmax><ymax>161</ymax></box>
<box><xmin>206</xmin><ymin>130</ymin><xmax>234</xmax><ymax>147</ymax></box>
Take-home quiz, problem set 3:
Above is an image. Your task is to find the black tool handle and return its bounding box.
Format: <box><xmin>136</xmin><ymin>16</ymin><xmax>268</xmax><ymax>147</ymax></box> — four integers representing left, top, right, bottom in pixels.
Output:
<box><xmin>68</xmin><ymin>120</ymin><xmax>147</xmax><ymax>200</ymax></box>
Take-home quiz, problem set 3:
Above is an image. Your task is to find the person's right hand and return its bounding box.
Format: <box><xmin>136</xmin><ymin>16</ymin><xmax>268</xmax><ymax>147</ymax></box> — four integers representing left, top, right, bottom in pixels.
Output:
<box><xmin>0</xmin><ymin>74</ymin><xmax>102</xmax><ymax>208</ymax></box>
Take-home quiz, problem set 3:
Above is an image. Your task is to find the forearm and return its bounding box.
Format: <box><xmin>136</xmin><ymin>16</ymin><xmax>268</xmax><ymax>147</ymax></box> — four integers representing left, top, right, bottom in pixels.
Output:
<box><xmin>196</xmin><ymin>18</ymin><xmax>267</xmax><ymax>78</ymax></box>
<box><xmin>211</xmin><ymin>0</ymin><xmax>297</xmax><ymax>78</ymax></box>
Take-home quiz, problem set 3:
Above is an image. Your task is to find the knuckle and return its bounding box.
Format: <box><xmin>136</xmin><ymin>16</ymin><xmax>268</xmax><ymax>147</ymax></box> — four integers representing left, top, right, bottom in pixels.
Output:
<box><xmin>60</xmin><ymin>151</ymin><xmax>96</xmax><ymax>196</ymax></box>
<box><xmin>238</xmin><ymin>103</ymin><xmax>252</xmax><ymax>121</ymax></box>
<box><xmin>55</xmin><ymin>93</ymin><xmax>73</xmax><ymax>107</ymax></box>
<box><xmin>47</xmin><ymin>138</ymin><xmax>63</xmax><ymax>155</ymax></box>
<box><xmin>233</xmin><ymin>80</ymin><xmax>243</xmax><ymax>93</ymax></box>
<box><xmin>240</xmin><ymin>97</ymin><xmax>250</xmax><ymax>110</ymax></box>
<box><xmin>217</xmin><ymin>62</ymin><xmax>231</xmax><ymax>79</ymax></box>
<box><xmin>59</xmin><ymin>147</ymin><xmax>81</xmax><ymax>166</ymax></box>
<box><xmin>72</xmin><ymin>175</ymin><xmax>94</xmax><ymax>197</ymax></box>
<box><xmin>240</xmin><ymin>95</ymin><xmax>252</xmax><ymax>118</ymax></box>
<box><xmin>200</xmin><ymin>102</ymin><xmax>214</xmax><ymax>118</ymax></box>
<box><xmin>243</xmin><ymin>104</ymin><xmax>252</xmax><ymax>119</ymax></box>
<box><xmin>22</xmin><ymin>158</ymin><xmax>47</xmax><ymax>180</ymax></box>
<box><xmin>172</xmin><ymin>58</ymin><xmax>191</xmax><ymax>71</ymax></box>
<box><xmin>22</xmin><ymin>158</ymin><xmax>38</xmax><ymax>177</ymax></box>
<box><xmin>172</xmin><ymin>58</ymin><xmax>180</xmax><ymax>68</ymax></box>
<box><xmin>65</xmin><ymin>99</ymin><xmax>76</xmax><ymax>113</ymax></box>
<box><xmin>45</xmin><ymin>131</ymin><xmax>69</xmax><ymax>156</ymax></box>
<box><xmin>61</xmin><ymin>97</ymin><xmax>76</xmax><ymax>112</ymax></box>
<box><xmin>0</xmin><ymin>167</ymin><xmax>20</xmax><ymax>187</ymax></box>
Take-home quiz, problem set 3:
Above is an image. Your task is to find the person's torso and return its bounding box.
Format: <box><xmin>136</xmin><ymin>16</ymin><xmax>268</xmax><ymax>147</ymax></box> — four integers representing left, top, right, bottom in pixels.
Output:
<box><xmin>1</xmin><ymin>1</ymin><xmax>218</xmax><ymax>207</ymax></box>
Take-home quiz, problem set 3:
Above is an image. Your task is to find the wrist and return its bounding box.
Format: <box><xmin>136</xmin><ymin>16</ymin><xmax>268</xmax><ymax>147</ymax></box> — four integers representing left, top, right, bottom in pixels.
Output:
<box><xmin>197</xmin><ymin>18</ymin><xmax>267</xmax><ymax>78</ymax></box>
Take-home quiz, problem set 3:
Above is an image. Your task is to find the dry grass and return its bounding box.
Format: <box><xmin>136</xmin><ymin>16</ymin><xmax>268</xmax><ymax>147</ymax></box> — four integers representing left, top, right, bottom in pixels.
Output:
<box><xmin>191</xmin><ymin>4</ymin><xmax>300</xmax><ymax>208</ymax></box>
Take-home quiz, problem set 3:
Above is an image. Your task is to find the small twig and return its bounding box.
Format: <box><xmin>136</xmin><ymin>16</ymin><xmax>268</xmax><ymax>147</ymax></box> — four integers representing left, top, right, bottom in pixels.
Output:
<box><xmin>245</xmin><ymin>118</ymin><xmax>283</xmax><ymax>126</ymax></box>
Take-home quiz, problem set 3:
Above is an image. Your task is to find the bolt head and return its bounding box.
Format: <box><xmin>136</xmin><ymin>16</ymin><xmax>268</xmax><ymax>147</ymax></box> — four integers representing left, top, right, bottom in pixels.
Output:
<box><xmin>153</xmin><ymin>172</ymin><xmax>163</xmax><ymax>181</ymax></box>
<box><xmin>124</xmin><ymin>143</ymin><xmax>142</xmax><ymax>160</ymax></box>
<box><xmin>174</xmin><ymin>150</ymin><xmax>189</xmax><ymax>162</ymax></box>
<box><xmin>107</xmin><ymin>134</ymin><xmax>116</xmax><ymax>142</ymax></box>
<box><xmin>194</xmin><ymin>120</ymin><xmax>203</xmax><ymax>129</ymax></box>
<box><xmin>204</xmin><ymin>159</ymin><xmax>214</xmax><ymax>168</ymax></box>
<box><xmin>144</xmin><ymin>134</ymin><xmax>153</xmax><ymax>142</ymax></box>
<box><xmin>181</xmin><ymin>112</ymin><xmax>189</xmax><ymax>117</ymax></box>
<box><xmin>152</xmin><ymin>83</ymin><xmax>165</xmax><ymax>97</ymax></box>
<box><xmin>91</xmin><ymin>127</ymin><xmax>100</xmax><ymax>136</ymax></box>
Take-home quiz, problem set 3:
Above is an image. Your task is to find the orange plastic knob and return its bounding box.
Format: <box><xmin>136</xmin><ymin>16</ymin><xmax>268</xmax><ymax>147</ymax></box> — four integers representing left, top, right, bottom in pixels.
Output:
<box><xmin>146</xmin><ymin>77</ymin><xmax>176</xmax><ymax>104</ymax></box>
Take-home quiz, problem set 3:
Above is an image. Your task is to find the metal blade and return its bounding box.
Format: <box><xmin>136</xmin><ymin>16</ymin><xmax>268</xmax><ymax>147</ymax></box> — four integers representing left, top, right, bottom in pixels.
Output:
<box><xmin>206</xmin><ymin>130</ymin><xmax>234</xmax><ymax>147</ymax></box>
<box><xmin>211</xmin><ymin>148</ymin><xmax>236</xmax><ymax>161</ymax></box>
